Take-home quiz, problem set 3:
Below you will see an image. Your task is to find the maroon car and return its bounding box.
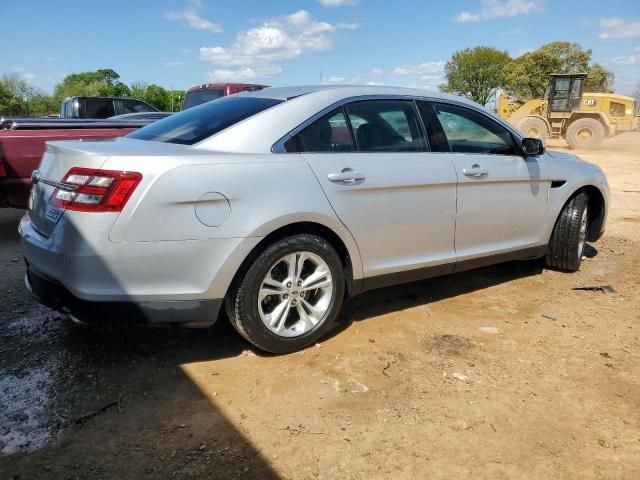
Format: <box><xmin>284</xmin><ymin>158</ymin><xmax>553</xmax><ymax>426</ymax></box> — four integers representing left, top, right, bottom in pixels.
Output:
<box><xmin>182</xmin><ymin>83</ymin><xmax>269</xmax><ymax>110</ymax></box>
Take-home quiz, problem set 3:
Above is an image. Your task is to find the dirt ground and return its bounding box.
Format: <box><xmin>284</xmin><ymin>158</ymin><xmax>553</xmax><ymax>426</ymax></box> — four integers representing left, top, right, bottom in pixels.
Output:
<box><xmin>1</xmin><ymin>133</ymin><xmax>639</xmax><ymax>479</ymax></box>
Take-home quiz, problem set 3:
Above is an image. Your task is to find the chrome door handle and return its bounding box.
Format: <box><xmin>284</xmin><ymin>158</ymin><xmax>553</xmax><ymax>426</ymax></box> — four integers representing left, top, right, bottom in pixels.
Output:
<box><xmin>328</xmin><ymin>170</ymin><xmax>365</xmax><ymax>183</ymax></box>
<box><xmin>463</xmin><ymin>165</ymin><xmax>488</xmax><ymax>178</ymax></box>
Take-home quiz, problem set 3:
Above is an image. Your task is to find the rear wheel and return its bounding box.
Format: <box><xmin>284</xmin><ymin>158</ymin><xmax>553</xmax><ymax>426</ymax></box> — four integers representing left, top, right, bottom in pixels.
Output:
<box><xmin>518</xmin><ymin>116</ymin><xmax>548</xmax><ymax>140</ymax></box>
<box><xmin>226</xmin><ymin>234</ymin><xmax>345</xmax><ymax>353</ymax></box>
<box><xmin>545</xmin><ymin>192</ymin><xmax>589</xmax><ymax>272</ymax></box>
<box><xmin>566</xmin><ymin>118</ymin><xmax>605</xmax><ymax>150</ymax></box>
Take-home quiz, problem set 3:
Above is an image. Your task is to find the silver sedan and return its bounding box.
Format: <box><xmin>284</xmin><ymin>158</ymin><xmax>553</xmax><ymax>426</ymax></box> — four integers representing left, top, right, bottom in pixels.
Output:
<box><xmin>20</xmin><ymin>85</ymin><xmax>609</xmax><ymax>353</ymax></box>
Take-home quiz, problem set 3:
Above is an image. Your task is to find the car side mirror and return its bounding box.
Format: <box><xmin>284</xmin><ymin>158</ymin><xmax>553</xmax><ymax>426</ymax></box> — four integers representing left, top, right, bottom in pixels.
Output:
<box><xmin>522</xmin><ymin>137</ymin><xmax>545</xmax><ymax>156</ymax></box>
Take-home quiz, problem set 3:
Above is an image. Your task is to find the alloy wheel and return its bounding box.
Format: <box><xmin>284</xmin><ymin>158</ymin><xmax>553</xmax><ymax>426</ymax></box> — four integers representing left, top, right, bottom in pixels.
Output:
<box><xmin>578</xmin><ymin>206</ymin><xmax>588</xmax><ymax>258</ymax></box>
<box><xmin>257</xmin><ymin>251</ymin><xmax>334</xmax><ymax>337</ymax></box>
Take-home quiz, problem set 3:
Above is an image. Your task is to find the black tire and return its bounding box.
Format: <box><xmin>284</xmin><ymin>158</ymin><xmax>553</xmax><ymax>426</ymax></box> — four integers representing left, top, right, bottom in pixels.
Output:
<box><xmin>566</xmin><ymin>118</ymin><xmax>605</xmax><ymax>150</ymax></box>
<box><xmin>518</xmin><ymin>116</ymin><xmax>548</xmax><ymax>140</ymax></box>
<box><xmin>545</xmin><ymin>192</ymin><xmax>589</xmax><ymax>272</ymax></box>
<box><xmin>225</xmin><ymin>234</ymin><xmax>345</xmax><ymax>353</ymax></box>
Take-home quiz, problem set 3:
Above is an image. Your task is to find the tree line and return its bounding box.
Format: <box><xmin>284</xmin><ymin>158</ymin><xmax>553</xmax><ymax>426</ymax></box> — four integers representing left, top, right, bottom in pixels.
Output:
<box><xmin>2</xmin><ymin>42</ymin><xmax>638</xmax><ymax>117</ymax></box>
<box><xmin>0</xmin><ymin>69</ymin><xmax>185</xmax><ymax>117</ymax></box>
<box><xmin>440</xmin><ymin>41</ymin><xmax>621</xmax><ymax>106</ymax></box>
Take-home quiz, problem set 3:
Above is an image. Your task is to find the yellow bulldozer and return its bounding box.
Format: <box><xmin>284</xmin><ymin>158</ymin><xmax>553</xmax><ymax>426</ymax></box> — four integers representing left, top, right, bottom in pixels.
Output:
<box><xmin>497</xmin><ymin>73</ymin><xmax>639</xmax><ymax>149</ymax></box>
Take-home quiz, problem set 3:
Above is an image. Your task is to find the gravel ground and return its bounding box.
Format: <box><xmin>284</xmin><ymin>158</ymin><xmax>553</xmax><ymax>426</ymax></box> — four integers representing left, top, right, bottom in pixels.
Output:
<box><xmin>1</xmin><ymin>134</ymin><xmax>639</xmax><ymax>479</ymax></box>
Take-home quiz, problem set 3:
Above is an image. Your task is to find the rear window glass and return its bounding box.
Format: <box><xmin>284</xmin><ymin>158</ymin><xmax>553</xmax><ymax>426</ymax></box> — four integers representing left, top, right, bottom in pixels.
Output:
<box><xmin>183</xmin><ymin>89</ymin><xmax>225</xmax><ymax>109</ymax></box>
<box><xmin>83</xmin><ymin>99</ymin><xmax>115</xmax><ymax>118</ymax></box>
<box><xmin>127</xmin><ymin>96</ymin><xmax>283</xmax><ymax>145</ymax></box>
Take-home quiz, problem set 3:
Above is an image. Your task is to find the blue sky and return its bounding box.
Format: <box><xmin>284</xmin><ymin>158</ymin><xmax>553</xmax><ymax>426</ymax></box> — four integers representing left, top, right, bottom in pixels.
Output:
<box><xmin>2</xmin><ymin>0</ymin><xmax>639</xmax><ymax>94</ymax></box>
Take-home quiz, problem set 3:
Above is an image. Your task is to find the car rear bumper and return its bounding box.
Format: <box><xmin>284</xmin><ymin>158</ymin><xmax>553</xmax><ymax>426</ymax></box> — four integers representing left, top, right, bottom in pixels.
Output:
<box><xmin>20</xmin><ymin>211</ymin><xmax>258</xmax><ymax>302</ymax></box>
<box><xmin>25</xmin><ymin>264</ymin><xmax>222</xmax><ymax>327</ymax></box>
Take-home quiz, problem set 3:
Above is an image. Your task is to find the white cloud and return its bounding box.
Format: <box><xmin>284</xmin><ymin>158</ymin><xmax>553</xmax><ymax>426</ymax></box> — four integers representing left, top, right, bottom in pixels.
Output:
<box><xmin>455</xmin><ymin>0</ymin><xmax>544</xmax><ymax>23</ymax></box>
<box><xmin>164</xmin><ymin>0</ymin><xmax>222</xmax><ymax>33</ymax></box>
<box><xmin>392</xmin><ymin>61</ymin><xmax>445</xmax><ymax>76</ymax></box>
<box><xmin>12</xmin><ymin>67</ymin><xmax>36</xmax><ymax>83</ymax></box>
<box><xmin>199</xmin><ymin>10</ymin><xmax>357</xmax><ymax>80</ymax></box>
<box><xmin>321</xmin><ymin>64</ymin><xmax>445</xmax><ymax>90</ymax></box>
<box><xmin>611</xmin><ymin>54</ymin><xmax>640</xmax><ymax>65</ymax></box>
<box><xmin>389</xmin><ymin>61</ymin><xmax>446</xmax><ymax>90</ymax></box>
<box><xmin>321</xmin><ymin>69</ymin><xmax>385</xmax><ymax>85</ymax></box>
<box><xmin>318</xmin><ymin>0</ymin><xmax>358</xmax><ymax>6</ymax></box>
<box><xmin>206</xmin><ymin>66</ymin><xmax>282</xmax><ymax>82</ymax></box>
<box><xmin>45</xmin><ymin>57</ymin><xmax>56</xmax><ymax>62</ymax></box>
<box><xmin>599</xmin><ymin>18</ymin><xmax>640</xmax><ymax>39</ymax></box>
<box><xmin>165</xmin><ymin>61</ymin><xmax>187</xmax><ymax>68</ymax></box>
<box><xmin>322</xmin><ymin>75</ymin><xmax>348</xmax><ymax>83</ymax></box>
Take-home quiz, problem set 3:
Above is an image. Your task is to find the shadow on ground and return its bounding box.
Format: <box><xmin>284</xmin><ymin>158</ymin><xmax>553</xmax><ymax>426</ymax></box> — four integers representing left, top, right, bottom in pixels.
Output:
<box><xmin>1</xmin><ymin>207</ymin><xmax>547</xmax><ymax>479</ymax></box>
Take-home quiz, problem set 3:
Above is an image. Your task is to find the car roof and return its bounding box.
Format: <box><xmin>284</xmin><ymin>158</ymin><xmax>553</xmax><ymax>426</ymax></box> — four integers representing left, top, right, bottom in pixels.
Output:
<box><xmin>186</xmin><ymin>83</ymin><xmax>268</xmax><ymax>92</ymax></box>
<box><xmin>64</xmin><ymin>96</ymin><xmax>153</xmax><ymax>102</ymax></box>
<box><xmin>233</xmin><ymin>84</ymin><xmax>478</xmax><ymax>106</ymax></box>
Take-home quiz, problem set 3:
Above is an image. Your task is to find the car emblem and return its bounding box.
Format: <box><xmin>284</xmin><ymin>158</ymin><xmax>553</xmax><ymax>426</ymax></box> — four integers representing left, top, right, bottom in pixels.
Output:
<box><xmin>31</xmin><ymin>170</ymin><xmax>41</xmax><ymax>185</ymax></box>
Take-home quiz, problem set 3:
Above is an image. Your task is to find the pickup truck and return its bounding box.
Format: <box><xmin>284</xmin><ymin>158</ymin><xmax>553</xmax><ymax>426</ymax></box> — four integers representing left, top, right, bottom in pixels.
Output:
<box><xmin>182</xmin><ymin>83</ymin><xmax>268</xmax><ymax>109</ymax></box>
<box><xmin>60</xmin><ymin>96</ymin><xmax>159</xmax><ymax>119</ymax></box>
<box><xmin>0</xmin><ymin>117</ymin><xmax>155</xmax><ymax>209</ymax></box>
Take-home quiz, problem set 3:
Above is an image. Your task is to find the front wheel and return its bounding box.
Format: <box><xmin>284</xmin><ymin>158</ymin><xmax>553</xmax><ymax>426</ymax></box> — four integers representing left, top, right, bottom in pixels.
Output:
<box><xmin>546</xmin><ymin>193</ymin><xmax>589</xmax><ymax>272</ymax></box>
<box><xmin>566</xmin><ymin>118</ymin><xmax>605</xmax><ymax>150</ymax></box>
<box><xmin>226</xmin><ymin>234</ymin><xmax>345</xmax><ymax>353</ymax></box>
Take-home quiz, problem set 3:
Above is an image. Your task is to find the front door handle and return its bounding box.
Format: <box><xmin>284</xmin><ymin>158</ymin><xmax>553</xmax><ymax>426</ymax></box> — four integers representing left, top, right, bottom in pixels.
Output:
<box><xmin>328</xmin><ymin>169</ymin><xmax>365</xmax><ymax>184</ymax></box>
<box><xmin>463</xmin><ymin>164</ymin><xmax>488</xmax><ymax>178</ymax></box>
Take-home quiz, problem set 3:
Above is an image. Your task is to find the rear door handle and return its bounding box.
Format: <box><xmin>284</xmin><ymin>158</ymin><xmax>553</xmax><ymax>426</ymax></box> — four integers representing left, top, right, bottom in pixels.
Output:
<box><xmin>328</xmin><ymin>169</ymin><xmax>365</xmax><ymax>184</ymax></box>
<box><xmin>463</xmin><ymin>165</ymin><xmax>488</xmax><ymax>178</ymax></box>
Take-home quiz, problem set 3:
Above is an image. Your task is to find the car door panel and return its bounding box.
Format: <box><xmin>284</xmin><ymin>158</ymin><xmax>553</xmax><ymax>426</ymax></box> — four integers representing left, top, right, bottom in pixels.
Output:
<box><xmin>424</xmin><ymin>101</ymin><xmax>550</xmax><ymax>261</ymax></box>
<box><xmin>305</xmin><ymin>152</ymin><xmax>457</xmax><ymax>277</ymax></box>
<box><xmin>451</xmin><ymin>153</ymin><xmax>548</xmax><ymax>260</ymax></box>
<box><xmin>293</xmin><ymin>99</ymin><xmax>458</xmax><ymax>279</ymax></box>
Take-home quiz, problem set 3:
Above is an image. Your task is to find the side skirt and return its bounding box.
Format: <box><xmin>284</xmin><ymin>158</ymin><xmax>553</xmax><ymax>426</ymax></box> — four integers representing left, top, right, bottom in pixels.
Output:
<box><xmin>357</xmin><ymin>245</ymin><xmax>547</xmax><ymax>294</ymax></box>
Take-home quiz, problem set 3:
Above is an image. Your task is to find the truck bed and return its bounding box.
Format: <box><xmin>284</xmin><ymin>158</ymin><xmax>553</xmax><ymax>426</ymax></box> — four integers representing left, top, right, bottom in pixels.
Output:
<box><xmin>0</xmin><ymin>117</ymin><xmax>153</xmax><ymax>209</ymax></box>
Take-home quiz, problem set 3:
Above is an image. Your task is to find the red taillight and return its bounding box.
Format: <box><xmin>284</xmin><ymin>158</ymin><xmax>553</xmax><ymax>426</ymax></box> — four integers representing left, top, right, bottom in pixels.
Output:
<box><xmin>50</xmin><ymin>168</ymin><xmax>142</xmax><ymax>212</ymax></box>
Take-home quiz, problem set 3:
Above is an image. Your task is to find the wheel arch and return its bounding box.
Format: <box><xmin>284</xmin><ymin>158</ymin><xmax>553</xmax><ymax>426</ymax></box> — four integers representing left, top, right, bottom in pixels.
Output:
<box><xmin>225</xmin><ymin>219</ymin><xmax>362</xmax><ymax>301</ymax></box>
<box><xmin>553</xmin><ymin>185</ymin><xmax>606</xmax><ymax>243</ymax></box>
<box><xmin>578</xmin><ymin>185</ymin><xmax>606</xmax><ymax>242</ymax></box>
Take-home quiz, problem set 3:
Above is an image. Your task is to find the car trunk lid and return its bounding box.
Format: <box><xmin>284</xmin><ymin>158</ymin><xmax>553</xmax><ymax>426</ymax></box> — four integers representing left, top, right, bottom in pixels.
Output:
<box><xmin>28</xmin><ymin>141</ymin><xmax>110</xmax><ymax>237</ymax></box>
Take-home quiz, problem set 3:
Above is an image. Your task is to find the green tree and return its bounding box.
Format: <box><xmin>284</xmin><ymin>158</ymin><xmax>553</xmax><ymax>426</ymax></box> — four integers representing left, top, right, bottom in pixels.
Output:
<box><xmin>27</xmin><ymin>93</ymin><xmax>59</xmax><ymax>117</ymax></box>
<box><xmin>53</xmin><ymin>68</ymin><xmax>130</xmax><ymax>103</ymax></box>
<box><xmin>0</xmin><ymin>81</ymin><xmax>17</xmax><ymax>115</ymax></box>
<box><xmin>440</xmin><ymin>46</ymin><xmax>511</xmax><ymax>105</ymax></box>
<box><xmin>0</xmin><ymin>73</ymin><xmax>40</xmax><ymax>115</ymax></box>
<box><xmin>168</xmin><ymin>90</ymin><xmax>185</xmax><ymax>112</ymax></box>
<box><xmin>585</xmin><ymin>63</ymin><xmax>615</xmax><ymax>92</ymax></box>
<box><xmin>129</xmin><ymin>82</ymin><xmax>171</xmax><ymax>110</ymax></box>
<box><xmin>504</xmin><ymin>41</ymin><xmax>615</xmax><ymax>100</ymax></box>
<box><xmin>130</xmin><ymin>81</ymin><xmax>149</xmax><ymax>101</ymax></box>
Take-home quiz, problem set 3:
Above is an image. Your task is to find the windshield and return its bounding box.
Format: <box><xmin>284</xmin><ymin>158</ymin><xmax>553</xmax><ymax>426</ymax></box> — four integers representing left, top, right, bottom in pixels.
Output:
<box><xmin>127</xmin><ymin>96</ymin><xmax>283</xmax><ymax>145</ymax></box>
<box><xmin>183</xmin><ymin>89</ymin><xmax>225</xmax><ymax>109</ymax></box>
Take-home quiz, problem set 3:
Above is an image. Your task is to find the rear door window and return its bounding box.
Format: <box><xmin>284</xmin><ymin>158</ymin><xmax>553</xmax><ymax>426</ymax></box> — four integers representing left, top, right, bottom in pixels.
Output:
<box><xmin>345</xmin><ymin>100</ymin><xmax>427</xmax><ymax>152</ymax></box>
<box><xmin>83</xmin><ymin>99</ymin><xmax>116</xmax><ymax>118</ymax></box>
<box><xmin>286</xmin><ymin>108</ymin><xmax>354</xmax><ymax>152</ymax></box>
